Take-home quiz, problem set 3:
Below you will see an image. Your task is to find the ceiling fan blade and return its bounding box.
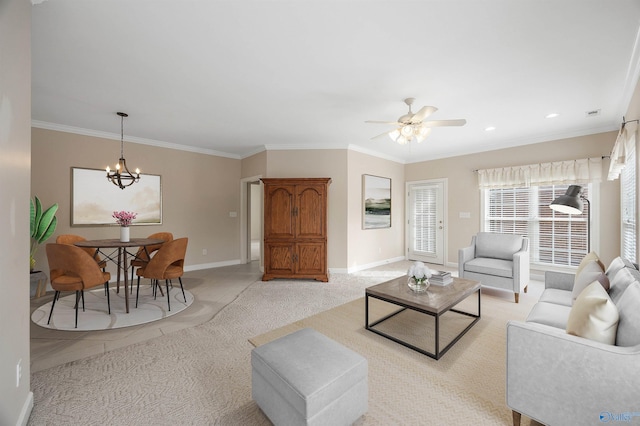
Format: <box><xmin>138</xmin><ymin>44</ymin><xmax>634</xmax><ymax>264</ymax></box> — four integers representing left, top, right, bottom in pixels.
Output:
<box><xmin>370</xmin><ymin>130</ymin><xmax>396</xmax><ymax>140</ymax></box>
<box><xmin>410</xmin><ymin>106</ymin><xmax>438</xmax><ymax>123</ymax></box>
<box><xmin>424</xmin><ymin>119</ymin><xmax>467</xmax><ymax>127</ymax></box>
<box><xmin>365</xmin><ymin>120</ymin><xmax>402</xmax><ymax>125</ymax></box>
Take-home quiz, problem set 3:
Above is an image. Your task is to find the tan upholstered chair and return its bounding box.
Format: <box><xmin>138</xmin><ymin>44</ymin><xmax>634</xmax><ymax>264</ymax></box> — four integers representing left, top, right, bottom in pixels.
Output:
<box><xmin>56</xmin><ymin>234</ymin><xmax>107</xmax><ymax>271</ymax></box>
<box><xmin>46</xmin><ymin>243</ymin><xmax>112</xmax><ymax>328</ymax></box>
<box><xmin>135</xmin><ymin>237</ymin><xmax>187</xmax><ymax>311</ymax></box>
<box><xmin>130</xmin><ymin>232</ymin><xmax>173</xmax><ymax>282</ymax></box>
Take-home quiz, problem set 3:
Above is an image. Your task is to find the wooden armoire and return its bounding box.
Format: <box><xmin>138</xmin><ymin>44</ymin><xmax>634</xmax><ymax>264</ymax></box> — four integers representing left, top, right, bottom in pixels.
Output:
<box><xmin>261</xmin><ymin>178</ymin><xmax>331</xmax><ymax>282</ymax></box>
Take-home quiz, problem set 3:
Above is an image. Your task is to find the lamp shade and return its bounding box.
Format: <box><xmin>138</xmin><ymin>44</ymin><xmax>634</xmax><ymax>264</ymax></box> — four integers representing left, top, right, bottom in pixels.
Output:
<box><xmin>549</xmin><ymin>185</ymin><xmax>584</xmax><ymax>214</ymax></box>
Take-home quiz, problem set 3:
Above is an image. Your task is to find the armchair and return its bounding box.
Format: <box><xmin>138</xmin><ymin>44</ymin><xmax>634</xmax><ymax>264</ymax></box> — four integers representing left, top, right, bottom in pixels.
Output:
<box><xmin>458</xmin><ymin>232</ymin><xmax>529</xmax><ymax>303</ymax></box>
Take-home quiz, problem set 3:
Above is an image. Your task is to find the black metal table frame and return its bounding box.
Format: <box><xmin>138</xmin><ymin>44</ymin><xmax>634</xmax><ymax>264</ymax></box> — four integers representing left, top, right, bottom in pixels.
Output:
<box><xmin>365</xmin><ymin>288</ymin><xmax>481</xmax><ymax>360</ymax></box>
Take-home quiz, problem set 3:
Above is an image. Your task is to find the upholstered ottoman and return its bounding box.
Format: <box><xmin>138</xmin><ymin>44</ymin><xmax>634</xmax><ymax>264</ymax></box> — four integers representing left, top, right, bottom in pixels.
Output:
<box><xmin>251</xmin><ymin>327</ymin><xmax>368</xmax><ymax>426</ymax></box>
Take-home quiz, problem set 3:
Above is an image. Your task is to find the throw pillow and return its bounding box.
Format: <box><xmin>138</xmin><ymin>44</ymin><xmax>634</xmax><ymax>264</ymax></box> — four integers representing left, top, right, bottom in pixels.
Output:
<box><xmin>605</xmin><ymin>257</ymin><xmax>626</xmax><ymax>282</ymax></box>
<box><xmin>614</xmin><ymin>282</ymin><xmax>640</xmax><ymax>347</ymax></box>
<box><xmin>575</xmin><ymin>251</ymin><xmax>604</xmax><ymax>277</ymax></box>
<box><xmin>572</xmin><ymin>260</ymin><xmax>609</xmax><ymax>303</ymax></box>
<box><xmin>566</xmin><ymin>281</ymin><xmax>619</xmax><ymax>345</ymax></box>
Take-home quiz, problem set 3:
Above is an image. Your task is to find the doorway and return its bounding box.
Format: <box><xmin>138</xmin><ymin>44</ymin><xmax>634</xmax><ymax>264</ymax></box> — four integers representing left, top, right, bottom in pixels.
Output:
<box><xmin>406</xmin><ymin>179</ymin><xmax>447</xmax><ymax>264</ymax></box>
<box><xmin>240</xmin><ymin>175</ymin><xmax>262</xmax><ymax>266</ymax></box>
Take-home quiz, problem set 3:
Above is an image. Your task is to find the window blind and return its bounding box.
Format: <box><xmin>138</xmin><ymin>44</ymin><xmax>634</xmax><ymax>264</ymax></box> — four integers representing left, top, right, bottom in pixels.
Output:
<box><xmin>621</xmin><ymin>141</ymin><xmax>636</xmax><ymax>261</ymax></box>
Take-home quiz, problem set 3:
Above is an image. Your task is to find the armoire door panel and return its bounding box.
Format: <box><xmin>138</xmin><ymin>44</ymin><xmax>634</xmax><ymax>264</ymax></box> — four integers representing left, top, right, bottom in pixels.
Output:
<box><xmin>296</xmin><ymin>242</ymin><xmax>325</xmax><ymax>275</ymax></box>
<box><xmin>296</xmin><ymin>185</ymin><xmax>326</xmax><ymax>238</ymax></box>
<box><xmin>264</xmin><ymin>185</ymin><xmax>295</xmax><ymax>238</ymax></box>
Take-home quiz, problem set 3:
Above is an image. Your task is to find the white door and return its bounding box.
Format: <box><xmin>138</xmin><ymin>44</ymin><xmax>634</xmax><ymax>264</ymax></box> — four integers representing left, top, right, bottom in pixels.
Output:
<box><xmin>407</xmin><ymin>181</ymin><xmax>445</xmax><ymax>264</ymax></box>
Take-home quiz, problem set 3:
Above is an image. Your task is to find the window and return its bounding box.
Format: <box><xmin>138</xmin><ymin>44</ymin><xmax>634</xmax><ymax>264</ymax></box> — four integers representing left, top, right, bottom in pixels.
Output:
<box><xmin>484</xmin><ymin>184</ymin><xmax>591</xmax><ymax>267</ymax></box>
<box><xmin>621</xmin><ymin>142</ymin><xmax>636</xmax><ymax>262</ymax></box>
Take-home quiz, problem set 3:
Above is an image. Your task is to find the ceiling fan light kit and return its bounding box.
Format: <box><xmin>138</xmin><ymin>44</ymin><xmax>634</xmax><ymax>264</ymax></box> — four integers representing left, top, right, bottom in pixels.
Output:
<box><xmin>366</xmin><ymin>97</ymin><xmax>466</xmax><ymax>145</ymax></box>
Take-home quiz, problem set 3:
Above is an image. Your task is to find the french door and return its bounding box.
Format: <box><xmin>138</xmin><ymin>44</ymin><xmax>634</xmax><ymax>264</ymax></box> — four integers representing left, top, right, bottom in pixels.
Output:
<box><xmin>407</xmin><ymin>180</ymin><xmax>446</xmax><ymax>264</ymax></box>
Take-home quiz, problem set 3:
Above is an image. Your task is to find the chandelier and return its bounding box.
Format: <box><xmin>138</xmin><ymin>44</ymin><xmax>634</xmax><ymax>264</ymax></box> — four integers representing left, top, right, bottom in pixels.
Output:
<box><xmin>106</xmin><ymin>112</ymin><xmax>140</xmax><ymax>189</ymax></box>
<box><xmin>388</xmin><ymin>124</ymin><xmax>432</xmax><ymax>145</ymax></box>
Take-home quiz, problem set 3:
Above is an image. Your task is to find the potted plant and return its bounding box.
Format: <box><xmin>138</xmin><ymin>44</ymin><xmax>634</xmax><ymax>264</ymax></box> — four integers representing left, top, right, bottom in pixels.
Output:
<box><xmin>30</xmin><ymin>196</ymin><xmax>58</xmax><ymax>271</ymax></box>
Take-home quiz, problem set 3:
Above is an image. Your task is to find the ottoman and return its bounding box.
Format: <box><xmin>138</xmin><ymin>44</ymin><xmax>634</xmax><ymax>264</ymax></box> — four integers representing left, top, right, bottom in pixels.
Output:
<box><xmin>251</xmin><ymin>327</ymin><xmax>368</xmax><ymax>426</ymax></box>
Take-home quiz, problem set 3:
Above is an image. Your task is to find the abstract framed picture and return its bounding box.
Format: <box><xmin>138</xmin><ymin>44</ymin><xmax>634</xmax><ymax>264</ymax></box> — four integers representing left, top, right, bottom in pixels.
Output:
<box><xmin>71</xmin><ymin>167</ymin><xmax>162</xmax><ymax>226</ymax></box>
<box><xmin>363</xmin><ymin>174</ymin><xmax>391</xmax><ymax>229</ymax></box>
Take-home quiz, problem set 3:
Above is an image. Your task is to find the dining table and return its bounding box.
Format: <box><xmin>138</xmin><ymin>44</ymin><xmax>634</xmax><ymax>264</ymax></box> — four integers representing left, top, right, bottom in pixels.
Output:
<box><xmin>74</xmin><ymin>238</ymin><xmax>164</xmax><ymax>313</ymax></box>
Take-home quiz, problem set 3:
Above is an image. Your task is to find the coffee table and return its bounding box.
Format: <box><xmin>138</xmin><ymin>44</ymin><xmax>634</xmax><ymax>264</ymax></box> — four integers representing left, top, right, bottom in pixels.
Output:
<box><xmin>365</xmin><ymin>275</ymin><xmax>481</xmax><ymax>360</ymax></box>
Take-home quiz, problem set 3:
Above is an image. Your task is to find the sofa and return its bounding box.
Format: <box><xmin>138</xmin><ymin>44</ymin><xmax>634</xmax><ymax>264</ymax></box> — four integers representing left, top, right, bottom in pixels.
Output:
<box><xmin>506</xmin><ymin>254</ymin><xmax>640</xmax><ymax>426</ymax></box>
<box><xmin>458</xmin><ymin>232</ymin><xmax>530</xmax><ymax>303</ymax></box>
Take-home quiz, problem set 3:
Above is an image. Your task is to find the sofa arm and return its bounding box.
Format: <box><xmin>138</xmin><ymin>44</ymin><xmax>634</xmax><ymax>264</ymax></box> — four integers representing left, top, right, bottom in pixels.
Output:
<box><xmin>458</xmin><ymin>245</ymin><xmax>475</xmax><ymax>276</ymax></box>
<box><xmin>512</xmin><ymin>250</ymin><xmax>529</xmax><ymax>291</ymax></box>
<box><xmin>544</xmin><ymin>270</ymin><xmax>575</xmax><ymax>291</ymax></box>
<box><xmin>506</xmin><ymin>321</ymin><xmax>640</xmax><ymax>426</ymax></box>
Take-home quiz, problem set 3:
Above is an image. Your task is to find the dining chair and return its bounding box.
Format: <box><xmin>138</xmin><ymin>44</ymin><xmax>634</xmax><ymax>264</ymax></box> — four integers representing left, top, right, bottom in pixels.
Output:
<box><xmin>135</xmin><ymin>237</ymin><xmax>188</xmax><ymax>311</ymax></box>
<box><xmin>46</xmin><ymin>243</ymin><xmax>112</xmax><ymax>328</ymax></box>
<box><xmin>56</xmin><ymin>234</ymin><xmax>108</xmax><ymax>271</ymax></box>
<box><xmin>130</xmin><ymin>232</ymin><xmax>174</xmax><ymax>283</ymax></box>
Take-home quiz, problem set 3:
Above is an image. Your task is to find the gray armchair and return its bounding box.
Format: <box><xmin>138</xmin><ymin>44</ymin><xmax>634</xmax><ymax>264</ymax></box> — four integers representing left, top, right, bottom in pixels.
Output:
<box><xmin>458</xmin><ymin>232</ymin><xmax>529</xmax><ymax>303</ymax></box>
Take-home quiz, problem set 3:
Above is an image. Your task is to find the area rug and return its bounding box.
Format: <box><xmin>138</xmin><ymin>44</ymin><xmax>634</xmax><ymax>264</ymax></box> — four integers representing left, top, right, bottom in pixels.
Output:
<box><xmin>250</xmin><ymin>292</ymin><xmax>536</xmax><ymax>425</ymax></box>
<box><xmin>31</xmin><ymin>286</ymin><xmax>194</xmax><ymax>331</ymax></box>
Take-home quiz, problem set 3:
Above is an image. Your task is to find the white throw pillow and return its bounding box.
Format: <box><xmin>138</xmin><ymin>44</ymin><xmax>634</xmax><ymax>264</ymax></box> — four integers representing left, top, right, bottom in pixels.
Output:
<box><xmin>572</xmin><ymin>260</ymin><xmax>609</xmax><ymax>303</ymax></box>
<box><xmin>567</xmin><ymin>281</ymin><xmax>619</xmax><ymax>345</ymax></box>
<box><xmin>576</xmin><ymin>252</ymin><xmax>604</xmax><ymax>277</ymax></box>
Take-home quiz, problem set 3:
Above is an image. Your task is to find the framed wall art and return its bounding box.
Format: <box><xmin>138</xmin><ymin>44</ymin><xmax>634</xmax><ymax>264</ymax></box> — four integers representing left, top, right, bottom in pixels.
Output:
<box><xmin>363</xmin><ymin>174</ymin><xmax>391</xmax><ymax>229</ymax></box>
<box><xmin>71</xmin><ymin>167</ymin><xmax>162</xmax><ymax>226</ymax></box>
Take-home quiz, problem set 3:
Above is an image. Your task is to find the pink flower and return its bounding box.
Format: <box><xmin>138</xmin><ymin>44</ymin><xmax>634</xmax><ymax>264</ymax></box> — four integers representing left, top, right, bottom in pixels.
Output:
<box><xmin>113</xmin><ymin>210</ymin><xmax>137</xmax><ymax>227</ymax></box>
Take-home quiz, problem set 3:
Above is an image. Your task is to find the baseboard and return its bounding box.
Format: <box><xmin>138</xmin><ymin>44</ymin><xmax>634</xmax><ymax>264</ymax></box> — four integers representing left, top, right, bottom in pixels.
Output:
<box><xmin>343</xmin><ymin>256</ymin><xmax>406</xmax><ymax>274</ymax></box>
<box><xmin>16</xmin><ymin>391</ymin><xmax>33</xmax><ymax>426</ymax></box>
<box><xmin>184</xmin><ymin>259</ymin><xmax>242</xmax><ymax>272</ymax></box>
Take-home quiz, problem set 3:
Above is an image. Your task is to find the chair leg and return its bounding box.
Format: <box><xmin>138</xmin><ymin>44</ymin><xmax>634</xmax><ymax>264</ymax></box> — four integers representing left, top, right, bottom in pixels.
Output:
<box><xmin>514</xmin><ymin>292</ymin><xmax>520</xmax><ymax>303</ymax></box>
<box><xmin>47</xmin><ymin>291</ymin><xmax>60</xmax><ymax>324</ymax></box>
<box><xmin>81</xmin><ymin>289</ymin><xmax>86</xmax><ymax>311</ymax></box>
<box><xmin>74</xmin><ymin>291</ymin><xmax>81</xmax><ymax>328</ymax></box>
<box><xmin>166</xmin><ymin>279</ymin><xmax>171</xmax><ymax>311</ymax></box>
<box><xmin>136</xmin><ymin>277</ymin><xmax>141</xmax><ymax>308</ymax></box>
<box><xmin>105</xmin><ymin>282</ymin><xmax>111</xmax><ymax>314</ymax></box>
<box><xmin>178</xmin><ymin>277</ymin><xmax>186</xmax><ymax>302</ymax></box>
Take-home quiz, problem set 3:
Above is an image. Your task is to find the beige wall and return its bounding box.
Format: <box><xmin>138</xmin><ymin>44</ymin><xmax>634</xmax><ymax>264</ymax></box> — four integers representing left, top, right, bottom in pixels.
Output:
<box><xmin>264</xmin><ymin>149</ymin><xmax>349</xmax><ymax>269</ymax></box>
<box><xmin>1</xmin><ymin>0</ymin><xmax>33</xmax><ymax>423</ymax></box>
<box><xmin>31</xmin><ymin>128</ymin><xmax>242</xmax><ymax>276</ymax></box>
<box><xmin>347</xmin><ymin>150</ymin><xmax>405</xmax><ymax>271</ymax></box>
<box><xmin>241</xmin><ymin>150</ymin><xmax>266</xmax><ymax>179</ymax></box>
<box><xmin>406</xmin><ymin>131</ymin><xmax>619</xmax><ymax>266</ymax></box>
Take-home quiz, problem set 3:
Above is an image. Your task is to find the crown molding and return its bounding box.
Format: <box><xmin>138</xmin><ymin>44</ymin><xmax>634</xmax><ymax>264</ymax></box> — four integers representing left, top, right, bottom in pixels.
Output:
<box><xmin>31</xmin><ymin>120</ymin><xmax>241</xmax><ymax>159</ymax></box>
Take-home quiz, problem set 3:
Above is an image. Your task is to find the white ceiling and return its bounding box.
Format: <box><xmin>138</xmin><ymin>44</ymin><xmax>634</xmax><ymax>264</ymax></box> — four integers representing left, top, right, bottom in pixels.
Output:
<box><xmin>31</xmin><ymin>0</ymin><xmax>640</xmax><ymax>164</ymax></box>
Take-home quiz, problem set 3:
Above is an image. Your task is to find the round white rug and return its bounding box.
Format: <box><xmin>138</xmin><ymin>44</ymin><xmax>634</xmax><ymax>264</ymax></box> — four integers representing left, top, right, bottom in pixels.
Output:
<box><xmin>31</xmin><ymin>285</ymin><xmax>194</xmax><ymax>331</ymax></box>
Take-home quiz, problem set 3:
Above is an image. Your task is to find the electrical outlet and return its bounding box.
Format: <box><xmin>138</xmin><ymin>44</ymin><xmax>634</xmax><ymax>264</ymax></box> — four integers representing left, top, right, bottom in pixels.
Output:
<box><xmin>202</xmin><ymin>249</ymin><xmax>208</xmax><ymax>256</ymax></box>
<box><xmin>16</xmin><ymin>359</ymin><xmax>21</xmax><ymax>388</ymax></box>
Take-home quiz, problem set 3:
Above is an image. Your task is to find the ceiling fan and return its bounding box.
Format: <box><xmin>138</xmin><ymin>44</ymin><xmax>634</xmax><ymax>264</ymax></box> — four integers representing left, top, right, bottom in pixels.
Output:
<box><xmin>366</xmin><ymin>98</ymin><xmax>466</xmax><ymax>144</ymax></box>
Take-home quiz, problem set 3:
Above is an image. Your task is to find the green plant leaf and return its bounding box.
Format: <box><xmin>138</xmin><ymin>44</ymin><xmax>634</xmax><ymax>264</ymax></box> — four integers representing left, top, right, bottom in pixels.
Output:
<box><xmin>32</xmin><ymin>197</ymin><xmax>43</xmax><ymax>238</ymax></box>
<box><xmin>30</xmin><ymin>198</ymin><xmax>35</xmax><ymax>237</ymax></box>
<box><xmin>38</xmin><ymin>216</ymin><xmax>57</xmax><ymax>244</ymax></box>
<box><xmin>35</xmin><ymin>203</ymin><xmax>58</xmax><ymax>241</ymax></box>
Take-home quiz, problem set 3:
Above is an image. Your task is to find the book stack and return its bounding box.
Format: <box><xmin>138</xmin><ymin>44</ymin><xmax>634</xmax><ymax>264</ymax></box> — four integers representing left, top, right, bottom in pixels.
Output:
<box><xmin>429</xmin><ymin>270</ymin><xmax>453</xmax><ymax>286</ymax></box>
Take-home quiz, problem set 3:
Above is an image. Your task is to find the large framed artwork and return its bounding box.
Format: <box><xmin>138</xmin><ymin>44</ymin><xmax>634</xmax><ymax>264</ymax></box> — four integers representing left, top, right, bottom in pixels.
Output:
<box><xmin>363</xmin><ymin>174</ymin><xmax>391</xmax><ymax>229</ymax></box>
<box><xmin>71</xmin><ymin>167</ymin><xmax>162</xmax><ymax>226</ymax></box>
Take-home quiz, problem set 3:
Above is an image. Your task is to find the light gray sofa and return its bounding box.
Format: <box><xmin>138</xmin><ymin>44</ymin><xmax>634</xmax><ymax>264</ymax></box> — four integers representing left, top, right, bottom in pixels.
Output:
<box><xmin>458</xmin><ymin>232</ymin><xmax>530</xmax><ymax>303</ymax></box>
<box><xmin>506</xmin><ymin>256</ymin><xmax>640</xmax><ymax>426</ymax></box>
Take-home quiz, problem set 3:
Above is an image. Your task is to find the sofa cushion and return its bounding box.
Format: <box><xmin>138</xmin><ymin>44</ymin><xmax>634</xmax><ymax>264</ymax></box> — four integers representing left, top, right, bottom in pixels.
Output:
<box><xmin>615</xmin><ymin>282</ymin><xmax>640</xmax><ymax>347</ymax></box>
<box><xmin>566</xmin><ymin>281</ymin><xmax>619</xmax><ymax>345</ymax></box>
<box><xmin>539</xmin><ymin>288</ymin><xmax>573</xmax><ymax>307</ymax></box>
<box><xmin>526</xmin><ymin>302</ymin><xmax>572</xmax><ymax>329</ymax></box>
<box><xmin>571</xmin><ymin>260</ymin><xmax>609</xmax><ymax>303</ymax></box>
<box><xmin>464</xmin><ymin>257</ymin><xmax>513</xmax><ymax>278</ymax></box>
<box><xmin>609</xmin><ymin>267</ymin><xmax>639</xmax><ymax>305</ymax></box>
<box><xmin>605</xmin><ymin>256</ymin><xmax>625</xmax><ymax>281</ymax></box>
<box><xmin>475</xmin><ymin>232</ymin><xmax>523</xmax><ymax>261</ymax></box>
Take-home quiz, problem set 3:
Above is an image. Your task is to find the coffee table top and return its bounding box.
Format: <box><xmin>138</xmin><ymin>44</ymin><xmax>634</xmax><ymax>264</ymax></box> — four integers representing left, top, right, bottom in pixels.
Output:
<box><xmin>365</xmin><ymin>275</ymin><xmax>481</xmax><ymax>315</ymax></box>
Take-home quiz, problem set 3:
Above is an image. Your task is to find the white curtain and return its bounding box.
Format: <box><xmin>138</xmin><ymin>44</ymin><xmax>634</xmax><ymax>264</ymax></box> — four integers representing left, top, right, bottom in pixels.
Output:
<box><xmin>608</xmin><ymin>122</ymin><xmax>637</xmax><ymax>181</ymax></box>
<box><xmin>477</xmin><ymin>157</ymin><xmax>602</xmax><ymax>189</ymax></box>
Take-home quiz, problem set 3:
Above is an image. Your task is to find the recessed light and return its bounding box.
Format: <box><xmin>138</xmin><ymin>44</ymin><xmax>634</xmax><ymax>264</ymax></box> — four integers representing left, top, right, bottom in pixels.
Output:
<box><xmin>485</xmin><ymin>126</ymin><xmax>496</xmax><ymax>131</ymax></box>
<box><xmin>545</xmin><ymin>113</ymin><xmax>560</xmax><ymax>119</ymax></box>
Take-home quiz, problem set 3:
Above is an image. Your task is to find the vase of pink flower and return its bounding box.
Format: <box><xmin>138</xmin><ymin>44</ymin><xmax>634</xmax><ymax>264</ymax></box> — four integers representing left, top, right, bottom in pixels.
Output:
<box><xmin>113</xmin><ymin>211</ymin><xmax>137</xmax><ymax>242</ymax></box>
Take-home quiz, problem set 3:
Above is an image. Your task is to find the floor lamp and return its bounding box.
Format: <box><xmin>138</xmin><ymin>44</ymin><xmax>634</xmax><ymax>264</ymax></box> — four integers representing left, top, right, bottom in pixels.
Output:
<box><xmin>549</xmin><ymin>185</ymin><xmax>591</xmax><ymax>253</ymax></box>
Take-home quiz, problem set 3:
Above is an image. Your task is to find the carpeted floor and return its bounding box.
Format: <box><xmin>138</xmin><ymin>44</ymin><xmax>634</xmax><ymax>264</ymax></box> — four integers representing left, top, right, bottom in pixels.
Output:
<box><xmin>28</xmin><ymin>267</ymin><xmax>541</xmax><ymax>425</ymax></box>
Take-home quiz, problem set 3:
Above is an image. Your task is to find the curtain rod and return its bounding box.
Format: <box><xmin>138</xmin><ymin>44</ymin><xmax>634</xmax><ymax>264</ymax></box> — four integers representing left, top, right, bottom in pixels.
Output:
<box><xmin>622</xmin><ymin>116</ymin><xmax>639</xmax><ymax>128</ymax></box>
